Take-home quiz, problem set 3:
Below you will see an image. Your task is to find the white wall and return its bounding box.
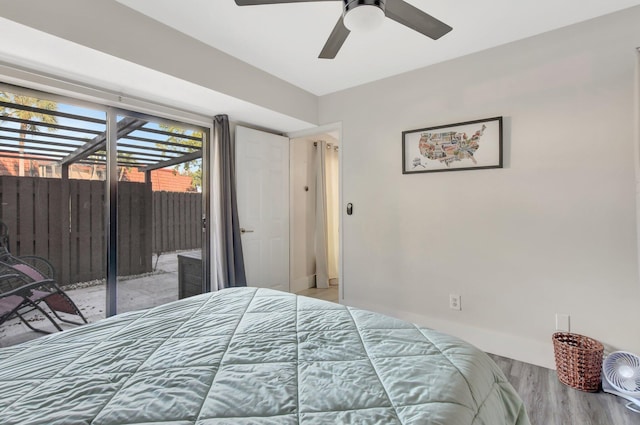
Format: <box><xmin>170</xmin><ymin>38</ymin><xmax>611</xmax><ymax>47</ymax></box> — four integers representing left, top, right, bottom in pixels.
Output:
<box><xmin>319</xmin><ymin>7</ymin><xmax>640</xmax><ymax>369</ymax></box>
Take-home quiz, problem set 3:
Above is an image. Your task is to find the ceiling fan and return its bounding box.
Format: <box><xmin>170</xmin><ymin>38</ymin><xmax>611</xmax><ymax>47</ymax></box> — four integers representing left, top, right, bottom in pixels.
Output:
<box><xmin>234</xmin><ymin>0</ymin><xmax>452</xmax><ymax>59</ymax></box>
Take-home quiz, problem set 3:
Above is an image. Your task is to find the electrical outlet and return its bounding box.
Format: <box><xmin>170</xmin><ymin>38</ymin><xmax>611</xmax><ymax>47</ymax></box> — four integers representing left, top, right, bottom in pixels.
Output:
<box><xmin>449</xmin><ymin>294</ymin><xmax>461</xmax><ymax>311</ymax></box>
<box><xmin>555</xmin><ymin>313</ymin><xmax>570</xmax><ymax>332</ymax></box>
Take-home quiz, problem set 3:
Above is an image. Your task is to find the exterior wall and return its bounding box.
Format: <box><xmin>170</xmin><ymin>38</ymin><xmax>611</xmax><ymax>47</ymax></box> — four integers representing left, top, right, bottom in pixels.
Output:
<box><xmin>0</xmin><ymin>155</ymin><xmax>195</xmax><ymax>192</ymax></box>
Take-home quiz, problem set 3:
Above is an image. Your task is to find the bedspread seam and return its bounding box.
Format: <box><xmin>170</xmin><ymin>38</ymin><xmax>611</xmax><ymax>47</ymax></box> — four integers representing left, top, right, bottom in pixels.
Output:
<box><xmin>470</xmin><ymin>380</ymin><xmax>501</xmax><ymax>425</ymax></box>
<box><xmin>414</xmin><ymin>326</ymin><xmax>481</xmax><ymax>411</ymax></box>
<box><xmin>345</xmin><ymin>308</ymin><xmax>401</xmax><ymax>423</ymax></box>
<box><xmin>88</xmin><ymin>291</ymin><xmax>247</xmax><ymax>424</ymax></box>
<box><xmin>0</xmin><ymin>329</ymin><xmax>114</xmax><ymax>418</ymax></box>
<box><xmin>193</xmin><ymin>288</ymin><xmax>259</xmax><ymax>423</ymax></box>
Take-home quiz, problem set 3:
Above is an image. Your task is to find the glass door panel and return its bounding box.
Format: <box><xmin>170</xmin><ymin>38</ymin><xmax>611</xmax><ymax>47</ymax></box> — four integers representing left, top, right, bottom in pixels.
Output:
<box><xmin>115</xmin><ymin>113</ymin><xmax>206</xmax><ymax>314</ymax></box>
<box><xmin>0</xmin><ymin>86</ymin><xmax>108</xmax><ymax>344</ymax></box>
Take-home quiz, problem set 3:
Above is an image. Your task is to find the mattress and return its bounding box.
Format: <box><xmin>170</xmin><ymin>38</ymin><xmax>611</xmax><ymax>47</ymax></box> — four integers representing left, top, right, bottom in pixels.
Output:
<box><xmin>0</xmin><ymin>287</ymin><xmax>530</xmax><ymax>425</ymax></box>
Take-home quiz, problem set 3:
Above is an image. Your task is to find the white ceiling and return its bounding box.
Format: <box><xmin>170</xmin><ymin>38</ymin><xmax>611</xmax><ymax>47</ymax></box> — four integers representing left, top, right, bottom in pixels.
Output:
<box><xmin>1</xmin><ymin>1</ymin><xmax>640</xmax><ymax>133</ymax></box>
<box><xmin>116</xmin><ymin>0</ymin><xmax>640</xmax><ymax>95</ymax></box>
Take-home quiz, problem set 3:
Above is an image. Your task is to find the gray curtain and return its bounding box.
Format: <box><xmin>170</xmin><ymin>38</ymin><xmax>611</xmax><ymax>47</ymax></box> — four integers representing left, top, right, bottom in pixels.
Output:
<box><xmin>215</xmin><ymin>114</ymin><xmax>246</xmax><ymax>287</ymax></box>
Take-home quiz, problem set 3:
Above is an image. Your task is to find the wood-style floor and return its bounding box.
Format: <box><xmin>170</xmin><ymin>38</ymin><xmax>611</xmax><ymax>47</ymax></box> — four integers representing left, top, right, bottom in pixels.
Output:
<box><xmin>298</xmin><ymin>289</ymin><xmax>638</xmax><ymax>424</ymax></box>
<box><xmin>489</xmin><ymin>354</ymin><xmax>639</xmax><ymax>425</ymax></box>
<box><xmin>295</xmin><ymin>285</ymin><xmax>339</xmax><ymax>303</ymax></box>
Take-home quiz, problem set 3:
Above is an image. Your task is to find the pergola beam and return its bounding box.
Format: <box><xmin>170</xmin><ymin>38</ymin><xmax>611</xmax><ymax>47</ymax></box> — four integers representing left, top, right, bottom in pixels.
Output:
<box><xmin>138</xmin><ymin>149</ymin><xmax>201</xmax><ymax>172</ymax></box>
<box><xmin>0</xmin><ymin>100</ymin><xmax>106</xmax><ymax>124</ymax></box>
<box><xmin>59</xmin><ymin>117</ymin><xmax>147</xmax><ymax>166</ymax></box>
<box><xmin>0</xmin><ymin>126</ymin><xmax>90</xmax><ymax>143</ymax></box>
<box><xmin>0</xmin><ymin>115</ymin><xmax>104</xmax><ymax>135</ymax></box>
<box><xmin>0</xmin><ymin>152</ymin><xmax>59</xmax><ymax>161</ymax></box>
<box><xmin>123</xmin><ymin>134</ymin><xmax>203</xmax><ymax>150</ymax></box>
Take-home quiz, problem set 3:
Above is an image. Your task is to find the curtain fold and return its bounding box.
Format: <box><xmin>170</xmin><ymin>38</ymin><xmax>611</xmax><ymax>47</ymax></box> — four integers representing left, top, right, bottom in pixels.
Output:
<box><xmin>213</xmin><ymin>114</ymin><xmax>246</xmax><ymax>289</ymax></box>
<box><xmin>315</xmin><ymin>141</ymin><xmax>339</xmax><ymax>288</ymax></box>
<box><xmin>315</xmin><ymin>141</ymin><xmax>329</xmax><ymax>289</ymax></box>
<box><xmin>326</xmin><ymin>145</ymin><xmax>339</xmax><ymax>284</ymax></box>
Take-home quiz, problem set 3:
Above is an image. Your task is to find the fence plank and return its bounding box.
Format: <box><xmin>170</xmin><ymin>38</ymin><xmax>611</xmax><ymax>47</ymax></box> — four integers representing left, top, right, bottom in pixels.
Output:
<box><xmin>169</xmin><ymin>192</ymin><xmax>176</xmax><ymax>251</ymax></box>
<box><xmin>0</xmin><ymin>177</ymin><xmax>18</xmax><ymax>253</ymax></box>
<box><xmin>47</xmin><ymin>179</ymin><xmax>63</xmax><ymax>282</ymax></box>
<box><xmin>18</xmin><ymin>177</ymin><xmax>35</xmax><ymax>255</ymax></box>
<box><xmin>177</xmin><ymin>192</ymin><xmax>183</xmax><ymax>250</ymax></box>
<box><xmin>194</xmin><ymin>192</ymin><xmax>200</xmax><ymax>247</ymax></box>
<box><xmin>90</xmin><ymin>180</ymin><xmax>104</xmax><ymax>278</ymax></box>
<box><xmin>118</xmin><ymin>182</ymin><xmax>131</xmax><ymax>276</ymax></box>
<box><xmin>33</xmin><ymin>178</ymin><xmax>49</xmax><ymax>257</ymax></box>
<box><xmin>185</xmin><ymin>192</ymin><xmax>192</xmax><ymax>249</ymax></box>
<box><xmin>76</xmin><ymin>180</ymin><xmax>92</xmax><ymax>282</ymax></box>
<box><xmin>161</xmin><ymin>191</ymin><xmax>169</xmax><ymax>253</ymax></box>
<box><xmin>152</xmin><ymin>188</ymin><xmax>159</xmax><ymax>254</ymax></box>
<box><xmin>143</xmin><ymin>183</ymin><xmax>152</xmax><ymax>272</ymax></box>
<box><xmin>190</xmin><ymin>193</ymin><xmax>195</xmax><ymax>248</ymax></box>
<box><xmin>129</xmin><ymin>182</ymin><xmax>142</xmax><ymax>273</ymax></box>
<box><xmin>69</xmin><ymin>179</ymin><xmax>79</xmax><ymax>283</ymax></box>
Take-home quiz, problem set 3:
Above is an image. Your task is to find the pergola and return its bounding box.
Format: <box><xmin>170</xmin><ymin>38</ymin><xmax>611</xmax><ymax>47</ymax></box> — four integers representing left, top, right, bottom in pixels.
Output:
<box><xmin>0</xmin><ymin>98</ymin><xmax>203</xmax><ymax>176</ymax></box>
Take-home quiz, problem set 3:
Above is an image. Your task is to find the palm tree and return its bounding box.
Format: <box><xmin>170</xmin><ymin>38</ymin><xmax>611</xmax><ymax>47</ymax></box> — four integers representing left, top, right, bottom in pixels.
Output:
<box><xmin>157</xmin><ymin>124</ymin><xmax>203</xmax><ymax>191</ymax></box>
<box><xmin>0</xmin><ymin>91</ymin><xmax>58</xmax><ymax>176</ymax></box>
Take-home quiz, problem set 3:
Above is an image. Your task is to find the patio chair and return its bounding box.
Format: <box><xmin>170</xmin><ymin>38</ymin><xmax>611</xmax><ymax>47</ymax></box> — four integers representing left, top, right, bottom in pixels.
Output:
<box><xmin>0</xmin><ymin>267</ymin><xmax>64</xmax><ymax>333</ymax></box>
<box><xmin>0</xmin><ymin>250</ymin><xmax>88</xmax><ymax>329</ymax></box>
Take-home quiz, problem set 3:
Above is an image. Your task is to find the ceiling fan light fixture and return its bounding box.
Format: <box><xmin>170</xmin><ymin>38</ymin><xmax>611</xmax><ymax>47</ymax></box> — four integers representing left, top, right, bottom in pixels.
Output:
<box><xmin>343</xmin><ymin>0</ymin><xmax>386</xmax><ymax>32</ymax></box>
<box><xmin>235</xmin><ymin>0</ymin><xmax>451</xmax><ymax>60</ymax></box>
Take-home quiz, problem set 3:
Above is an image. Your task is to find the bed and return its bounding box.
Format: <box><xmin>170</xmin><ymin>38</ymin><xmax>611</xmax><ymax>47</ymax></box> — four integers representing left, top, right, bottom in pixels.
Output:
<box><xmin>0</xmin><ymin>287</ymin><xmax>530</xmax><ymax>425</ymax></box>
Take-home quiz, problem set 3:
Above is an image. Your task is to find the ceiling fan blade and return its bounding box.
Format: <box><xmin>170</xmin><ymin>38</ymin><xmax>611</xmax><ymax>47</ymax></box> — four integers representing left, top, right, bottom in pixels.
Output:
<box><xmin>318</xmin><ymin>16</ymin><xmax>350</xmax><ymax>59</ymax></box>
<box><xmin>235</xmin><ymin>0</ymin><xmax>338</xmax><ymax>5</ymax></box>
<box><xmin>385</xmin><ymin>0</ymin><xmax>452</xmax><ymax>40</ymax></box>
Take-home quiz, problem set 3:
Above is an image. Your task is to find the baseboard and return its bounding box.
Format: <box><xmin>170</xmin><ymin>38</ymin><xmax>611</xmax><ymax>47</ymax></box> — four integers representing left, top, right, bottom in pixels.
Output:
<box><xmin>345</xmin><ymin>298</ymin><xmax>555</xmax><ymax>370</ymax></box>
<box><xmin>291</xmin><ymin>274</ymin><xmax>316</xmax><ymax>293</ymax></box>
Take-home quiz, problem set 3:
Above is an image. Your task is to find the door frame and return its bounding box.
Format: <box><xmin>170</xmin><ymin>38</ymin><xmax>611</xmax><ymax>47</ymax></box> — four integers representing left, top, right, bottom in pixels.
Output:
<box><xmin>287</xmin><ymin>122</ymin><xmax>343</xmax><ymax>303</ymax></box>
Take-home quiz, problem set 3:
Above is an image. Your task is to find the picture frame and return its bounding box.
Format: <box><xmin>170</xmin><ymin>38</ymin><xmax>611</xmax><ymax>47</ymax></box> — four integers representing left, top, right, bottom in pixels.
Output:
<box><xmin>402</xmin><ymin>116</ymin><xmax>503</xmax><ymax>174</ymax></box>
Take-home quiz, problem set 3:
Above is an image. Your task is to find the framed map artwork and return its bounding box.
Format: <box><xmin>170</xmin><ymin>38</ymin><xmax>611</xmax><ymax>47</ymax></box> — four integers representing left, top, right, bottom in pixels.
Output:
<box><xmin>402</xmin><ymin>116</ymin><xmax>503</xmax><ymax>174</ymax></box>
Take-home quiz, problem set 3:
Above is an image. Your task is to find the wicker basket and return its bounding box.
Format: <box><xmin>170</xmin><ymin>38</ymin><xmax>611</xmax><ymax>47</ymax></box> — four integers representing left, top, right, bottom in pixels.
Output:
<box><xmin>552</xmin><ymin>332</ymin><xmax>604</xmax><ymax>392</ymax></box>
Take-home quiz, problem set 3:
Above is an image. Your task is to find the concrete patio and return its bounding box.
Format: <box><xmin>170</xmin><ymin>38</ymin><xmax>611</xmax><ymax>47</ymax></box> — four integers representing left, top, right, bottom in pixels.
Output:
<box><xmin>0</xmin><ymin>250</ymin><xmax>340</xmax><ymax>348</ymax></box>
<box><xmin>0</xmin><ymin>250</ymin><xmax>197</xmax><ymax>348</ymax></box>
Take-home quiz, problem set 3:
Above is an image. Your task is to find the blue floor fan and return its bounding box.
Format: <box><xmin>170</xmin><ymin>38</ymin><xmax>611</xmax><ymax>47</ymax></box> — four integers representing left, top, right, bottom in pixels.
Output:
<box><xmin>602</xmin><ymin>351</ymin><xmax>640</xmax><ymax>413</ymax></box>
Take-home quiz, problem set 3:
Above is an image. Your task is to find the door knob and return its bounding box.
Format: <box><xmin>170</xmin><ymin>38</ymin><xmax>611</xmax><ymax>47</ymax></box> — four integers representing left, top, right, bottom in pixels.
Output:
<box><xmin>240</xmin><ymin>228</ymin><xmax>254</xmax><ymax>234</ymax></box>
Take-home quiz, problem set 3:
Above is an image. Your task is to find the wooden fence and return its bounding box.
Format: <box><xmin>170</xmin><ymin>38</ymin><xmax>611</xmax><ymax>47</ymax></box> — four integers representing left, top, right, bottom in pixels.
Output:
<box><xmin>0</xmin><ymin>176</ymin><xmax>201</xmax><ymax>285</ymax></box>
<box><xmin>152</xmin><ymin>191</ymin><xmax>202</xmax><ymax>255</ymax></box>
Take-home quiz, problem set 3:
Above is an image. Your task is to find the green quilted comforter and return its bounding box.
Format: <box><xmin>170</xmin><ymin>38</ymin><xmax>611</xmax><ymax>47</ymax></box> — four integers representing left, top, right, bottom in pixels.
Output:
<box><xmin>0</xmin><ymin>287</ymin><xmax>530</xmax><ymax>424</ymax></box>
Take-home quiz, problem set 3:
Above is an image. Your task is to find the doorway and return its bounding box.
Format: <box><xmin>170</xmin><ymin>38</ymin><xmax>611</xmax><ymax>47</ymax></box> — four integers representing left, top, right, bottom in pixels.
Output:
<box><xmin>289</xmin><ymin>130</ymin><xmax>340</xmax><ymax>302</ymax></box>
<box><xmin>235</xmin><ymin>125</ymin><xmax>341</xmax><ymax>303</ymax></box>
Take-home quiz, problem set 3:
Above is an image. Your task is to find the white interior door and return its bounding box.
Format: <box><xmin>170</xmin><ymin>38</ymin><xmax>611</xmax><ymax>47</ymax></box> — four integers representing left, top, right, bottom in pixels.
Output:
<box><xmin>236</xmin><ymin>126</ymin><xmax>290</xmax><ymax>292</ymax></box>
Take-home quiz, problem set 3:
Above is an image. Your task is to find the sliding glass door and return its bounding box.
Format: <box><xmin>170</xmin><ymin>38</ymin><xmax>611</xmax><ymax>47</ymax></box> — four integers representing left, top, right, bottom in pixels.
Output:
<box><xmin>0</xmin><ymin>83</ymin><xmax>210</xmax><ymax>344</ymax></box>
